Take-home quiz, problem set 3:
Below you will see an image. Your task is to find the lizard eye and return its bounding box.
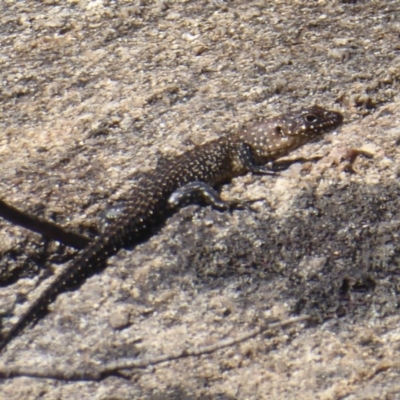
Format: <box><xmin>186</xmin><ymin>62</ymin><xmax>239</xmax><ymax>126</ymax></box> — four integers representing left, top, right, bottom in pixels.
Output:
<box><xmin>305</xmin><ymin>114</ymin><xmax>318</xmax><ymax>123</ymax></box>
<box><xmin>275</xmin><ymin>126</ymin><xmax>284</xmax><ymax>136</ymax></box>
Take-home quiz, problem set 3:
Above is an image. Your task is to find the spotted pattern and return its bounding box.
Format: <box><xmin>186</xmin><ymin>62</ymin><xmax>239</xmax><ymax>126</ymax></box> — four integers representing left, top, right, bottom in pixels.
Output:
<box><xmin>238</xmin><ymin>105</ymin><xmax>343</xmax><ymax>165</ymax></box>
<box><xmin>0</xmin><ymin>106</ymin><xmax>343</xmax><ymax>352</ymax></box>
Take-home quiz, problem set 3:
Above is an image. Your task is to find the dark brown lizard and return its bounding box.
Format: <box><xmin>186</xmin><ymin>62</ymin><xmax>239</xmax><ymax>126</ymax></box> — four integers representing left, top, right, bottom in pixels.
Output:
<box><xmin>0</xmin><ymin>105</ymin><xmax>343</xmax><ymax>353</ymax></box>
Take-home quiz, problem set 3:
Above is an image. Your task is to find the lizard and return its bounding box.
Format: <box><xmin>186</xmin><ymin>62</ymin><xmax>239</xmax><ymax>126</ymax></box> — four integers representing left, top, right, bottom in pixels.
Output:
<box><xmin>0</xmin><ymin>105</ymin><xmax>343</xmax><ymax>353</ymax></box>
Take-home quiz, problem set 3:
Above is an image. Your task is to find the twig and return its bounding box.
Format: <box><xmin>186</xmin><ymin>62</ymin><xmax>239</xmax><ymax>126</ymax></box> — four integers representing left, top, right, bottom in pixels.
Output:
<box><xmin>0</xmin><ymin>199</ymin><xmax>90</xmax><ymax>249</ymax></box>
<box><xmin>0</xmin><ymin>315</ymin><xmax>310</xmax><ymax>381</ymax></box>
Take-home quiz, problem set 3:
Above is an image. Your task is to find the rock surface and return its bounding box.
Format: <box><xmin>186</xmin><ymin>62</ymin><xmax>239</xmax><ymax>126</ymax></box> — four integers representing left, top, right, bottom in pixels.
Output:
<box><xmin>1</xmin><ymin>1</ymin><xmax>400</xmax><ymax>399</ymax></box>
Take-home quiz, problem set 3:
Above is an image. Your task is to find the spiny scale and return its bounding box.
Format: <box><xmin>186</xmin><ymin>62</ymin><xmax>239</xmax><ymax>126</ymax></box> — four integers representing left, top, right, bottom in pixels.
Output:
<box><xmin>0</xmin><ymin>106</ymin><xmax>343</xmax><ymax>353</ymax></box>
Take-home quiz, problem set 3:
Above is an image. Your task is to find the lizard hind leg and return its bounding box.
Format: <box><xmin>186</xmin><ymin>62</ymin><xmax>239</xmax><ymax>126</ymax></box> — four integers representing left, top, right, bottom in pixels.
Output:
<box><xmin>168</xmin><ymin>181</ymin><xmax>235</xmax><ymax>211</ymax></box>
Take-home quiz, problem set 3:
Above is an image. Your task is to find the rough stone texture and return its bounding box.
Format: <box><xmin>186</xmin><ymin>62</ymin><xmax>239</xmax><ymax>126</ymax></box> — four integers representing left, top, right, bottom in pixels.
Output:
<box><xmin>1</xmin><ymin>0</ymin><xmax>400</xmax><ymax>399</ymax></box>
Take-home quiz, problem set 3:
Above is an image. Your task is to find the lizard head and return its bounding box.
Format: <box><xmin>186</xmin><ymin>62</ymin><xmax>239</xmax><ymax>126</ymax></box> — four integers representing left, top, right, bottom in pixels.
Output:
<box><xmin>280</xmin><ymin>105</ymin><xmax>343</xmax><ymax>138</ymax></box>
<box><xmin>239</xmin><ymin>105</ymin><xmax>343</xmax><ymax>163</ymax></box>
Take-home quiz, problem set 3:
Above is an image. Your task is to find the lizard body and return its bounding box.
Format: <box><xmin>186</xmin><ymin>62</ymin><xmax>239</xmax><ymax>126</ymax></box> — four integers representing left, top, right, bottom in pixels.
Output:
<box><xmin>0</xmin><ymin>105</ymin><xmax>343</xmax><ymax>353</ymax></box>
